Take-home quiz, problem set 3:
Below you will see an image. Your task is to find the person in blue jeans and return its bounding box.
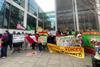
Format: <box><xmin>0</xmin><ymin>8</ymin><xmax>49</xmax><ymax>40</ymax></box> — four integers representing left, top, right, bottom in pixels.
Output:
<box><xmin>1</xmin><ymin>33</ymin><xmax>8</xmax><ymax>58</ymax></box>
<box><xmin>38</xmin><ymin>42</ymin><xmax>43</xmax><ymax>52</ymax></box>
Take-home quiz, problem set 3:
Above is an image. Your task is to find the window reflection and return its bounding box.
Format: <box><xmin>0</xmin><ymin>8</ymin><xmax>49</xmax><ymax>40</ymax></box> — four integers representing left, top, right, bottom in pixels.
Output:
<box><xmin>28</xmin><ymin>0</ymin><xmax>37</xmax><ymax>16</ymax></box>
<box><xmin>0</xmin><ymin>0</ymin><xmax>5</xmax><ymax>28</ymax></box>
<box><xmin>27</xmin><ymin>14</ymin><xmax>36</xmax><ymax>31</ymax></box>
<box><xmin>5</xmin><ymin>2</ymin><xmax>24</xmax><ymax>29</ymax></box>
<box><xmin>77</xmin><ymin>0</ymin><xmax>98</xmax><ymax>31</ymax></box>
<box><xmin>13</xmin><ymin>0</ymin><xmax>25</xmax><ymax>8</ymax></box>
<box><xmin>10</xmin><ymin>5</ymin><xmax>24</xmax><ymax>29</ymax></box>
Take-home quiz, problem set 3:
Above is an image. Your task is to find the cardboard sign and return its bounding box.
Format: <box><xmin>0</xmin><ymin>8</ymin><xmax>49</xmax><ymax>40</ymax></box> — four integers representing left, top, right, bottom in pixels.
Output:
<box><xmin>47</xmin><ymin>43</ymin><xmax>84</xmax><ymax>59</ymax></box>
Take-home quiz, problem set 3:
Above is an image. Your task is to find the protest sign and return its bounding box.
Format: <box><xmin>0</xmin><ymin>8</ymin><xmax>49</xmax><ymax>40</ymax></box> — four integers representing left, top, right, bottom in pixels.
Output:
<box><xmin>13</xmin><ymin>35</ymin><xmax>25</xmax><ymax>43</ymax></box>
<box><xmin>47</xmin><ymin>43</ymin><xmax>84</xmax><ymax>59</ymax></box>
<box><xmin>56</xmin><ymin>36</ymin><xmax>74</xmax><ymax>46</ymax></box>
<box><xmin>38</xmin><ymin>36</ymin><xmax>47</xmax><ymax>45</ymax></box>
<box><xmin>56</xmin><ymin>36</ymin><xmax>81</xmax><ymax>46</ymax></box>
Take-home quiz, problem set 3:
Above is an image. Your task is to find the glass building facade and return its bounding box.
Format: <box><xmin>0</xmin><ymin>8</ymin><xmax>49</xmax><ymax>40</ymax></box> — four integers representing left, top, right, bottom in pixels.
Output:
<box><xmin>0</xmin><ymin>0</ymin><xmax>5</xmax><ymax>28</ymax></box>
<box><xmin>13</xmin><ymin>0</ymin><xmax>25</xmax><ymax>8</ymax></box>
<box><xmin>46</xmin><ymin>11</ymin><xmax>56</xmax><ymax>30</ymax></box>
<box><xmin>27</xmin><ymin>14</ymin><xmax>36</xmax><ymax>31</ymax></box>
<box><xmin>56</xmin><ymin>0</ymin><xmax>100</xmax><ymax>32</ymax></box>
<box><xmin>38</xmin><ymin>8</ymin><xmax>52</xmax><ymax>30</ymax></box>
<box><xmin>28</xmin><ymin>0</ymin><xmax>38</xmax><ymax>16</ymax></box>
<box><xmin>5</xmin><ymin>2</ymin><xmax>24</xmax><ymax>29</ymax></box>
<box><xmin>77</xmin><ymin>0</ymin><xmax>99</xmax><ymax>31</ymax></box>
<box><xmin>0</xmin><ymin>0</ymin><xmax>47</xmax><ymax>33</ymax></box>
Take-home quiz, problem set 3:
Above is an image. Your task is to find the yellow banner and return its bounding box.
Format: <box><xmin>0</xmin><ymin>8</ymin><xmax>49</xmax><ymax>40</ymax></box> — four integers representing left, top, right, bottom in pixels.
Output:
<box><xmin>47</xmin><ymin>43</ymin><xmax>85</xmax><ymax>59</ymax></box>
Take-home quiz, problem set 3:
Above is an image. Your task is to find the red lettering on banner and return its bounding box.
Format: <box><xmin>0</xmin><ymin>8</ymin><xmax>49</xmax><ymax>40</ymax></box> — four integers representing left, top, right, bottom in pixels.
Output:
<box><xmin>65</xmin><ymin>47</ymin><xmax>82</xmax><ymax>52</ymax></box>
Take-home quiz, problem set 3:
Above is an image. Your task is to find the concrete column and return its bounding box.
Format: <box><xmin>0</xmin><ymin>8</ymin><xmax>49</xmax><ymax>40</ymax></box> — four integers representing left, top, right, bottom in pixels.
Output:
<box><xmin>98</xmin><ymin>16</ymin><xmax>100</xmax><ymax>31</ymax></box>
<box><xmin>55</xmin><ymin>0</ymin><xmax>58</xmax><ymax>32</ymax></box>
<box><xmin>96</xmin><ymin>0</ymin><xmax>100</xmax><ymax>31</ymax></box>
<box><xmin>36</xmin><ymin>8</ymin><xmax>39</xmax><ymax>31</ymax></box>
<box><xmin>74</xmin><ymin>0</ymin><xmax>80</xmax><ymax>31</ymax></box>
<box><xmin>23</xmin><ymin>0</ymin><xmax>28</xmax><ymax>28</ymax></box>
<box><xmin>72</xmin><ymin>0</ymin><xmax>76</xmax><ymax>31</ymax></box>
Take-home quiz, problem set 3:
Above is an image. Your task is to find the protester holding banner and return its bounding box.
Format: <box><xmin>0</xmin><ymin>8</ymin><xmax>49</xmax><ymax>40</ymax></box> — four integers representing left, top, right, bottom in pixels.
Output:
<box><xmin>25</xmin><ymin>34</ymin><xmax>37</xmax><ymax>54</ymax></box>
<box><xmin>23</xmin><ymin>33</ymin><xmax>29</xmax><ymax>50</ymax></box>
<box><xmin>12</xmin><ymin>32</ymin><xmax>23</xmax><ymax>53</ymax></box>
<box><xmin>38</xmin><ymin>35</ymin><xmax>48</xmax><ymax>51</ymax></box>
<box><xmin>74</xmin><ymin>32</ymin><xmax>82</xmax><ymax>46</ymax></box>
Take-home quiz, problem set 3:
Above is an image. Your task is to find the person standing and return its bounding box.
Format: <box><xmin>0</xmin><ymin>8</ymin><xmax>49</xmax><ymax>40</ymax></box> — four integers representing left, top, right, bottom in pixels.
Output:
<box><xmin>23</xmin><ymin>33</ymin><xmax>29</xmax><ymax>50</ymax></box>
<box><xmin>6</xmin><ymin>30</ymin><xmax>13</xmax><ymax>50</ymax></box>
<box><xmin>25</xmin><ymin>34</ymin><xmax>36</xmax><ymax>54</ymax></box>
<box><xmin>1</xmin><ymin>33</ymin><xmax>9</xmax><ymax>58</ymax></box>
<box><xmin>38</xmin><ymin>41</ymin><xmax>43</xmax><ymax>52</ymax></box>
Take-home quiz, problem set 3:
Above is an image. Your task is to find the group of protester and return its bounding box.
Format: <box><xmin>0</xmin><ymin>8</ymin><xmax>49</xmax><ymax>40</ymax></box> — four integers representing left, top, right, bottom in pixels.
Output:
<box><xmin>0</xmin><ymin>30</ymin><xmax>48</xmax><ymax>59</ymax></box>
<box><xmin>0</xmin><ymin>30</ymin><xmax>82</xmax><ymax>59</ymax></box>
<box><xmin>0</xmin><ymin>31</ymin><xmax>12</xmax><ymax>58</ymax></box>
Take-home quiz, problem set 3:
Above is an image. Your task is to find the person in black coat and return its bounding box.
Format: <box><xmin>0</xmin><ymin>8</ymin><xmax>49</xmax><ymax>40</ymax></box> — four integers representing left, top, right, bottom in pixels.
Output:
<box><xmin>6</xmin><ymin>30</ymin><xmax>13</xmax><ymax>50</ymax></box>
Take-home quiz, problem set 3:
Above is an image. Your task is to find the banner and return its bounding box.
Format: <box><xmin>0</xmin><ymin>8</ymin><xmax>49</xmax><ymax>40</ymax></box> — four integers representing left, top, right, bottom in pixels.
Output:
<box><xmin>47</xmin><ymin>43</ymin><xmax>84</xmax><ymax>59</ymax></box>
<box><xmin>82</xmin><ymin>32</ymin><xmax>100</xmax><ymax>55</ymax></box>
<box><xmin>38</xmin><ymin>36</ymin><xmax>47</xmax><ymax>45</ymax></box>
<box><xmin>56</xmin><ymin>36</ymin><xmax>81</xmax><ymax>46</ymax></box>
<box><xmin>13</xmin><ymin>35</ymin><xmax>25</xmax><ymax>43</ymax></box>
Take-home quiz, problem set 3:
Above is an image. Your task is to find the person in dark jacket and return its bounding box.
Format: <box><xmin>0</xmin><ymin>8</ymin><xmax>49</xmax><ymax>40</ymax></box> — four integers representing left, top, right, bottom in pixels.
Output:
<box><xmin>38</xmin><ymin>42</ymin><xmax>43</xmax><ymax>52</ymax></box>
<box><xmin>6</xmin><ymin>30</ymin><xmax>13</xmax><ymax>50</ymax></box>
<box><xmin>47</xmin><ymin>35</ymin><xmax>52</xmax><ymax>43</ymax></box>
<box><xmin>1</xmin><ymin>33</ymin><xmax>8</xmax><ymax>58</ymax></box>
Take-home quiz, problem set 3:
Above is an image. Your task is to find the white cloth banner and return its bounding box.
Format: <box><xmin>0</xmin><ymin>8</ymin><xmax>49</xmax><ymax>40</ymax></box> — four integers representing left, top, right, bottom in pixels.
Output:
<box><xmin>13</xmin><ymin>35</ymin><xmax>25</xmax><ymax>43</ymax></box>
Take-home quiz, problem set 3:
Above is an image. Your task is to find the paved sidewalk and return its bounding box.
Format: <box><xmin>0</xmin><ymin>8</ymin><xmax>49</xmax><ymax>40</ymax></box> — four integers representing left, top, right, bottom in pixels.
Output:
<box><xmin>0</xmin><ymin>50</ymin><xmax>92</xmax><ymax>67</ymax></box>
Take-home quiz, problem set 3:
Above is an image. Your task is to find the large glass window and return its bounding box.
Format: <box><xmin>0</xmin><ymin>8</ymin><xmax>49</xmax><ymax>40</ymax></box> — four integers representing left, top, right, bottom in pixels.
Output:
<box><xmin>9</xmin><ymin>5</ymin><xmax>24</xmax><ymax>29</ymax></box>
<box><xmin>77</xmin><ymin>0</ymin><xmax>99</xmax><ymax>31</ymax></box>
<box><xmin>13</xmin><ymin>0</ymin><xmax>25</xmax><ymax>8</ymax></box>
<box><xmin>4</xmin><ymin>2</ymin><xmax>10</xmax><ymax>28</ymax></box>
<box><xmin>38</xmin><ymin>21</ymin><xmax>43</xmax><ymax>28</ymax></box>
<box><xmin>28</xmin><ymin>0</ymin><xmax>37</xmax><ymax>16</ymax></box>
<box><xmin>27</xmin><ymin>14</ymin><xmax>36</xmax><ymax>32</ymax></box>
<box><xmin>4</xmin><ymin>2</ymin><xmax>24</xmax><ymax>29</ymax></box>
<box><xmin>0</xmin><ymin>0</ymin><xmax>5</xmax><ymax>28</ymax></box>
<box><xmin>56</xmin><ymin>0</ymin><xmax>74</xmax><ymax>32</ymax></box>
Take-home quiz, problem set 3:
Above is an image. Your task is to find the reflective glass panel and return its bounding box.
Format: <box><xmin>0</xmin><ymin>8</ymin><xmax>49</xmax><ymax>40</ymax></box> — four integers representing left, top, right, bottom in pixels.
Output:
<box><xmin>13</xmin><ymin>0</ymin><xmax>25</xmax><ymax>8</ymax></box>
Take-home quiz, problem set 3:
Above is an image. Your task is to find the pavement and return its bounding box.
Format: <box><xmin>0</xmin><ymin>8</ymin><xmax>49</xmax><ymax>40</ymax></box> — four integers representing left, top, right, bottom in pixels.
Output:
<box><xmin>0</xmin><ymin>49</ymin><xmax>92</xmax><ymax>67</ymax></box>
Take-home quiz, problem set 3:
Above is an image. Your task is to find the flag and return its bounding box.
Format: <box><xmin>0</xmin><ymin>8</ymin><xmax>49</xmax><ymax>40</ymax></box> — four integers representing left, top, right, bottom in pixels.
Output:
<box><xmin>16</xmin><ymin>23</ymin><xmax>25</xmax><ymax>30</ymax></box>
<box><xmin>27</xmin><ymin>25</ymin><xmax>32</xmax><ymax>31</ymax></box>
